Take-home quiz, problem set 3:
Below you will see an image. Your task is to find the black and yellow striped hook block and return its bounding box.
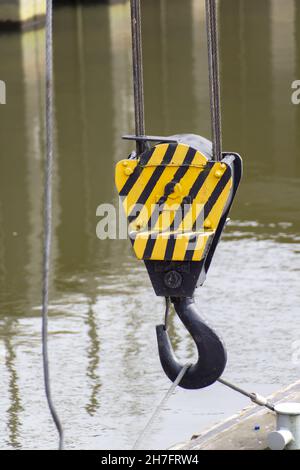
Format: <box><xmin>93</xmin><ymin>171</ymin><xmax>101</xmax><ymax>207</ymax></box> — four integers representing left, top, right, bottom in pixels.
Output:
<box><xmin>115</xmin><ymin>134</ymin><xmax>242</xmax><ymax>298</ymax></box>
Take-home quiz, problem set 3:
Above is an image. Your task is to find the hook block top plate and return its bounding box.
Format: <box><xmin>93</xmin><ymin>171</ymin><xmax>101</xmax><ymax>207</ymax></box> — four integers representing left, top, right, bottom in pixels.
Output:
<box><xmin>115</xmin><ymin>142</ymin><xmax>233</xmax><ymax>262</ymax></box>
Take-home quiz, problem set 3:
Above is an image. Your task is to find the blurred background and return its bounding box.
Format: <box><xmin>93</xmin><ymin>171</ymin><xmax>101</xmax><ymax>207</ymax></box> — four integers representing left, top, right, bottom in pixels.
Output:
<box><xmin>0</xmin><ymin>0</ymin><xmax>299</xmax><ymax>450</ymax></box>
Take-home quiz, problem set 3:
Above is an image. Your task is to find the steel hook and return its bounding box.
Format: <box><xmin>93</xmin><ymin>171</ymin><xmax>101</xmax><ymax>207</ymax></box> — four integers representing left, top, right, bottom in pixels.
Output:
<box><xmin>156</xmin><ymin>297</ymin><xmax>227</xmax><ymax>389</ymax></box>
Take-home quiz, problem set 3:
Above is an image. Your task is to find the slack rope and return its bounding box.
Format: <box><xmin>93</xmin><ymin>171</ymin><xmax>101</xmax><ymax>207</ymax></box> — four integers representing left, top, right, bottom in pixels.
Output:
<box><xmin>132</xmin><ymin>363</ymin><xmax>191</xmax><ymax>450</ymax></box>
<box><xmin>43</xmin><ymin>0</ymin><xmax>64</xmax><ymax>450</ymax></box>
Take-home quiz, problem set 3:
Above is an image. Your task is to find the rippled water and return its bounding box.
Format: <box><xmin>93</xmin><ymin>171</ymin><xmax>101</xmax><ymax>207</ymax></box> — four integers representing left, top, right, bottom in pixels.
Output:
<box><xmin>0</xmin><ymin>0</ymin><xmax>299</xmax><ymax>450</ymax></box>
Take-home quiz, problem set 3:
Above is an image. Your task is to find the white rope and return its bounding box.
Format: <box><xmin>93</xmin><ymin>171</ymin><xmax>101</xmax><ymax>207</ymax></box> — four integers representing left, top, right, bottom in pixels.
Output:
<box><xmin>43</xmin><ymin>0</ymin><xmax>64</xmax><ymax>450</ymax></box>
<box><xmin>132</xmin><ymin>363</ymin><xmax>191</xmax><ymax>450</ymax></box>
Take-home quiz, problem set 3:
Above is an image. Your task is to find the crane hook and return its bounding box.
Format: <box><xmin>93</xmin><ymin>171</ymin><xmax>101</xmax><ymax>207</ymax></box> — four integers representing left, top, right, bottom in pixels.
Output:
<box><xmin>156</xmin><ymin>297</ymin><xmax>227</xmax><ymax>389</ymax></box>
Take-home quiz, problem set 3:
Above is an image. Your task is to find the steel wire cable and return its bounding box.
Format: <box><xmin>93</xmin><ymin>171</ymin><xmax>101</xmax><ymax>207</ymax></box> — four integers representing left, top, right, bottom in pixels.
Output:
<box><xmin>43</xmin><ymin>0</ymin><xmax>64</xmax><ymax>450</ymax></box>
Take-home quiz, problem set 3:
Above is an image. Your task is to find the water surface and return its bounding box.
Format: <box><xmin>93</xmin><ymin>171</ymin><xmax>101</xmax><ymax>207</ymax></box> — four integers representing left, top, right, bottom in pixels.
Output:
<box><xmin>0</xmin><ymin>0</ymin><xmax>299</xmax><ymax>450</ymax></box>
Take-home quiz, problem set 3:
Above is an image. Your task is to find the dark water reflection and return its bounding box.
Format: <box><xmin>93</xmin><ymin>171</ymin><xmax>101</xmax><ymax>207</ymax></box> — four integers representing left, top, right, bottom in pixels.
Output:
<box><xmin>0</xmin><ymin>0</ymin><xmax>299</xmax><ymax>449</ymax></box>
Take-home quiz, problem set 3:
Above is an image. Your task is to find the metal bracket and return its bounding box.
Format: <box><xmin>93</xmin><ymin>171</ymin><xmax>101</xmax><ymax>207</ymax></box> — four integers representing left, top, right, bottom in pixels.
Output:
<box><xmin>122</xmin><ymin>134</ymin><xmax>178</xmax><ymax>144</ymax></box>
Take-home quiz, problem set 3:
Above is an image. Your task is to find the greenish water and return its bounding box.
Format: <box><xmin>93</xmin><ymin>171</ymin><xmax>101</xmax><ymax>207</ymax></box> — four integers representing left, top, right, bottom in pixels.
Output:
<box><xmin>0</xmin><ymin>0</ymin><xmax>299</xmax><ymax>450</ymax></box>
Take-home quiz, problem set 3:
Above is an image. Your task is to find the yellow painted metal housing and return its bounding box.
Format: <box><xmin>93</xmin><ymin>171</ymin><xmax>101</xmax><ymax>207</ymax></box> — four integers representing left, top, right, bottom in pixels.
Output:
<box><xmin>115</xmin><ymin>142</ymin><xmax>232</xmax><ymax>262</ymax></box>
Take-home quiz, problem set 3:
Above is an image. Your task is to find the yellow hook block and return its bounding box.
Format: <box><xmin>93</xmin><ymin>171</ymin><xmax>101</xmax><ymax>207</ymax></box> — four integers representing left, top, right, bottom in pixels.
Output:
<box><xmin>115</xmin><ymin>142</ymin><xmax>233</xmax><ymax>262</ymax></box>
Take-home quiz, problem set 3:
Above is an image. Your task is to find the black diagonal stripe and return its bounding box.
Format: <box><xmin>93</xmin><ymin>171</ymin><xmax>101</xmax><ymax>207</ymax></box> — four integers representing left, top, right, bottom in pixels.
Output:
<box><xmin>146</xmin><ymin>202</ymin><xmax>163</xmax><ymax>231</ymax></box>
<box><xmin>186</xmin><ymin>164</ymin><xmax>212</xmax><ymax>201</ymax></box>
<box><xmin>184</xmin><ymin>234</ymin><xmax>198</xmax><ymax>261</ymax></box>
<box><xmin>143</xmin><ymin>149</ymin><xmax>197</xmax><ymax>259</ymax></box>
<box><xmin>193</xmin><ymin>166</ymin><xmax>231</xmax><ymax>231</ymax></box>
<box><xmin>146</xmin><ymin>147</ymin><xmax>197</xmax><ymax>230</ymax></box>
<box><xmin>162</xmin><ymin>165</ymin><xmax>213</xmax><ymax>259</ymax></box>
<box><xmin>128</xmin><ymin>144</ymin><xmax>177</xmax><ymax>221</ymax></box>
<box><xmin>119</xmin><ymin>148</ymin><xmax>155</xmax><ymax>197</ymax></box>
<box><xmin>142</xmin><ymin>233</ymin><xmax>157</xmax><ymax>259</ymax></box>
<box><xmin>183</xmin><ymin>167</ymin><xmax>231</xmax><ymax>261</ymax></box>
<box><xmin>171</xmin><ymin>163</ymin><xmax>213</xmax><ymax>232</ymax></box>
<box><xmin>164</xmin><ymin>234</ymin><xmax>176</xmax><ymax>260</ymax></box>
<box><xmin>171</xmin><ymin>147</ymin><xmax>197</xmax><ymax>181</ymax></box>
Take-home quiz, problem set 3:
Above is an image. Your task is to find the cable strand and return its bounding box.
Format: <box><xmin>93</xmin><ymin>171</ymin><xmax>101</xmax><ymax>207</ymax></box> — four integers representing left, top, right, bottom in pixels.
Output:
<box><xmin>43</xmin><ymin>0</ymin><xmax>64</xmax><ymax>450</ymax></box>
<box><xmin>218</xmin><ymin>378</ymin><xmax>275</xmax><ymax>411</ymax></box>
<box><xmin>205</xmin><ymin>0</ymin><xmax>222</xmax><ymax>161</ymax></box>
<box><xmin>130</xmin><ymin>0</ymin><xmax>146</xmax><ymax>155</ymax></box>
